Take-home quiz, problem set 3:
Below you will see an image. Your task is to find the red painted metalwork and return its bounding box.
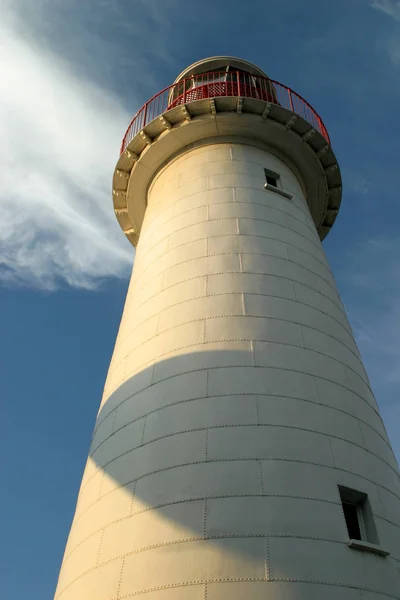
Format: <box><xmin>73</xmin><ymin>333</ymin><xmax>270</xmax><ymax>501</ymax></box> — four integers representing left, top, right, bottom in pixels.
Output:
<box><xmin>120</xmin><ymin>71</ymin><xmax>330</xmax><ymax>153</ymax></box>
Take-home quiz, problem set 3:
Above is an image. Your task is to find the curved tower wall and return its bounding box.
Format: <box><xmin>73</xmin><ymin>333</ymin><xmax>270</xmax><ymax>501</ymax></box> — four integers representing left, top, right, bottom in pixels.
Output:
<box><xmin>54</xmin><ymin>142</ymin><xmax>400</xmax><ymax>600</ymax></box>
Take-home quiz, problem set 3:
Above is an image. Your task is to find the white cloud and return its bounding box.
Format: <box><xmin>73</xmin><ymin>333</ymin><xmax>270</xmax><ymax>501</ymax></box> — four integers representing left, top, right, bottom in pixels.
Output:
<box><xmin>371</xmin><ymin>0</ymin><xmax>400</xmax><ymax>21</ymax></box>
<box><xmin>0</xmin><ymin>10</ymin><xmax>134</xmax><ymax>290</ymax></box>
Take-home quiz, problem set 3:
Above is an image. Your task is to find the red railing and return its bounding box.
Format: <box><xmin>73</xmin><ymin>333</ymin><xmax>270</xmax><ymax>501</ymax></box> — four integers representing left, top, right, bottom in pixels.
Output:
<box><xmin>120</xmin><ymin>71</ymin><xmax>330</xmax><ymax>153</ymax></box>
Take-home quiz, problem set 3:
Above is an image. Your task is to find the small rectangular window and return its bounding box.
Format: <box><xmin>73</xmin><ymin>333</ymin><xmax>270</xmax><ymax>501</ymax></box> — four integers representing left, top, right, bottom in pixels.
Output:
<box><xmin>263</xmin><ymin>168</ymin><xmax>293</xmax><ymax>199</ymax></box>
<box><xmin>264</xmin><ymin>168</ymin><xmax>279</xmax><ymax>188</ymax></box>
<box><xmin>338</xmin><ymin>485</ymin><xmax>379</xmax><ymax>544</ymax></box>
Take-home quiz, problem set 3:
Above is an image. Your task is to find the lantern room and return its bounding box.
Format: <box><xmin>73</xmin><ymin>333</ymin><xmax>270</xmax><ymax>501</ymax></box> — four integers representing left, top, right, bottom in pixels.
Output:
<box><xmin>168</xmin><ymin>56</ymin><xmax>278</xmax><ymax>108</ymax></box>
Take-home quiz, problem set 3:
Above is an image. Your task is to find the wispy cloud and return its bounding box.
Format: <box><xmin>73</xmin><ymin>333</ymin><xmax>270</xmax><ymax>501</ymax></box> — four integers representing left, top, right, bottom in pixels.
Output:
<box><xmin>386</xmin><ymin>35</ymin><xmax>400</xmax><ymax>65</ymax></box>
<box><xmin>351</xmin><ymin>176</ymin><xmax>371</xmax><ymax>197</ymax></box>
<box><xmin>371</xmin><ymin>0</ymin><xmax>400</xmax><ymax>20</ymax></box>
<box><xmin>371</xmin><ymin>1</ymin><xmax>400</xmax><ymax>66</ymax></box>
<box><xmin>0</xmin><ymin>6</ymin><xmax>134</xmax><ymax>290</ymax></box>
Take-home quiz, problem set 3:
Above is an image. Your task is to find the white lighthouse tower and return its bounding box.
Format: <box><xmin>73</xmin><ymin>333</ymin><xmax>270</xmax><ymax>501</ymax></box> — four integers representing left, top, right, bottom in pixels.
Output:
<box><xmin>54</xmin><ymin>57</ymin><xmax>400</xmax><ymax>600</ymax></box>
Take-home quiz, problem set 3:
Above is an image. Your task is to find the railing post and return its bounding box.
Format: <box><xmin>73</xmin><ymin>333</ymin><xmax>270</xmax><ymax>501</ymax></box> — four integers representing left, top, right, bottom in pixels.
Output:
<box><xmin>316</xmin><ymin>115</ymin><xmax>323</xmax><ymax>136</ymax></box>
<box><xmin>142</xmin><ymin>103</ymin><xmax>148</xmax><ymax>129</ymax></box>
<box><xmin>183</xmin><ymin>78</ymin><xmax>186</xmax><ymax>104</ymax></box>
<box><xmin>236</xmin><ymin>71</ymin><xmax>241</xmax><ymax>97</ymax></box>
<box><xmin>288</xmin><ymin>89</ymin><xmax>294</xmax><ymax>112</ymax></box>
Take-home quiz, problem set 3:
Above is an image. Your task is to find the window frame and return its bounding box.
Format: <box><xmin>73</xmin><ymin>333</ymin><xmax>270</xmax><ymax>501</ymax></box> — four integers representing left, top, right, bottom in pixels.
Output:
<box><xmin>263</xmin><ymin>168</ymin><xmax>293</xmax><ymax>199</ymax></box>
<box><xmin>338</xmin><ymin>485</ymin><xmax>389</xmax><ymax>557</ymax></box>
<box><xmin>264</xmin><ymin>168</ymin><xmax>279</xmax><ymax>188</ymax></box>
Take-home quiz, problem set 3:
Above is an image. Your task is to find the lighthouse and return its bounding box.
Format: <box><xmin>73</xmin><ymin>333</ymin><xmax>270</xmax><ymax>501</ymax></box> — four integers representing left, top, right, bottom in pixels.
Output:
<box><xmin>54</xmin><ymin>57</ymin><xmax>400</xmax><ymax>599</ymax></box>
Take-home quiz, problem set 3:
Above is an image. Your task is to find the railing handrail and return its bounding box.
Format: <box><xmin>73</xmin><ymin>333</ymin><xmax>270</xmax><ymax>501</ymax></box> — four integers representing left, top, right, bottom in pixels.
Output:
<box><xmin>120</xmin><ymin>71</ymin><xmax>330</xmax><ymax>154</ymax></box>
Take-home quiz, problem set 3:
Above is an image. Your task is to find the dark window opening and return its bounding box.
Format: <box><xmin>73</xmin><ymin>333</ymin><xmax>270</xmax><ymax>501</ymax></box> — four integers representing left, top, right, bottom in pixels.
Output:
<box><xmin>338</xmin><ymin>485</ymin><xmax>379</xmax><ymax>545</ymax></box>
<box><xmin>264</xmin><ymin>168</ymin><xmax>280</xmax><ymax>188</ymax></box>
<box><xmin>266</xmin><ymin>175</ymin><xmax>277</xmax><ymax>187</ymax></box>
<box><xmin>342</xmin><ymin>501</ymin><xmax>362</xmax><ymax>540</ymax></box>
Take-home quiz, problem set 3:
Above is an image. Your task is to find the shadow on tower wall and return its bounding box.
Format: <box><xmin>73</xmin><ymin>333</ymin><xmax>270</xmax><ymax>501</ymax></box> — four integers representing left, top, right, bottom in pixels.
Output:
<box><xmin>61</xmin><ymin>348</ymin><xmax>400</xmax><ymax>598</ymax></box>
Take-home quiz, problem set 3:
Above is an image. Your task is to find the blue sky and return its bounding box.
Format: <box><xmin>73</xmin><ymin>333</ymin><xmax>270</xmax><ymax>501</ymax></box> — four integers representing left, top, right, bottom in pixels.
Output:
<box><xmin>1</xmin><ymin>0</ymin><xmax>400</xmax><ymax>597</ymax></box>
